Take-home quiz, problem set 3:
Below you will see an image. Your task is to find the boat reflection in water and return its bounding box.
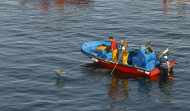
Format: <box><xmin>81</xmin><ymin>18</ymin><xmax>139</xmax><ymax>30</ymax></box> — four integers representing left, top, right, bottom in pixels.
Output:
<box><xmin>108</xmin><ymin>69</ymin><xmax>174</xmax><ymax>101</ymax></box>
<box><xmin>82</xmin><ymin>62</ymin><xmax>174</xmax><ymax>103</ymax></box>
<box><xmin>21</xmin><ymin>0</ymin><xmax>92</xmax><ymax>11</ymax></box>
<box><xmin>20</xmin><ymin>0</ymin><xmax>93</xmax><ymax>27</ymax></box>
<box><xmin>104</xmin><ymin>69</ymin><xmax>174</xmax><ymax>110</ymax></box>
<box><xmin>162</xmin><ymin>0</ymin><xmax>190</xmax><ymax>16</ymax></box>
<box><xmin>109</xmin><ymin>75</ymin><xmax>129</xmax><ymax>101</ymax></box>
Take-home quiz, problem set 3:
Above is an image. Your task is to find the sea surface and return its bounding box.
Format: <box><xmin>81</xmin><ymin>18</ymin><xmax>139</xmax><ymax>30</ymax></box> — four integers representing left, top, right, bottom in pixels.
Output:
<box><xmin>0</xmin><ymin>0</ymin><xmax>190</xmax><ymax>110</ymax></box>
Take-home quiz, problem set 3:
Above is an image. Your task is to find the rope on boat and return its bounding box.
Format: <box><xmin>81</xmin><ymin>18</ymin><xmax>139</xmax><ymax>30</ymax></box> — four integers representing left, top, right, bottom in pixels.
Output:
<box><xmin>99</xmin><ymin>56</ymin><xmax>122</xmax><ymax>80</ymax></box>
<box><xmin>146</xmin><ymin>36</ymin><xmax>186</xmax><ymax>71</ymax></box>
<box><xmin>67</xmin><ymin>63</ymin><xmax>87</xmax><ymax>71</ymax></box>
<box><xmin>55</xmin><ymin>50</ymin><xmax>108</xmax><ymax>76</ymax></box>
<box><xmin>168</xmin><ymin>36</ymin><xmax>185</xmax><ymax>49</ymax></box>
<box><xmin>110</xmin><ymin>61</ymin><xmax>119</xmax><ymax>75</ymax></box>
<box><xmin>55</xmin><ymin>63</ymin><xmax>87</xmax><ymax>76</ymax></box>
<box><xmin>111</xmin><ymin>56</ymin><xmax>122</xmax><ymax>74</ymax></box>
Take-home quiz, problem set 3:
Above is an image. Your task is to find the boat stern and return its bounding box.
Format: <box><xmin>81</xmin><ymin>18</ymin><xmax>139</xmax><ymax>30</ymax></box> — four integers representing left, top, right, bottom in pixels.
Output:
<box><xmin>149</xmin><ymin>68</ymin><xmax>160</xmax><ymax>76</ymax></box>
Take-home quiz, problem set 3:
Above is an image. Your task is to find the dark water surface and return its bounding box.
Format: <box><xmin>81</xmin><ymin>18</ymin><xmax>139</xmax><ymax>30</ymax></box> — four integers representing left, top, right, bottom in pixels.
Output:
<box><xmin>0</xmin><ymin>0</ymin><xmax>190</xmax><ymax>110</ymax></box>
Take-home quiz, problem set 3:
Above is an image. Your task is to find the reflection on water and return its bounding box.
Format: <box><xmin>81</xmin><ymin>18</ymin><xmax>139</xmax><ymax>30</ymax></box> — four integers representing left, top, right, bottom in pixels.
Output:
<box><xmin>21</xmin><ymin>0</ymin><xmax>92</xmax><ymax>11</ymax></box>
<box><xmin>162</xmin><ymin>0</ymin><xmax>190</xmax><ymax>16</ymax></box>
<box><xmin>103</xmin><ymin>71</ymin><xmax>175</xmax><ymax>110</ymax></box>
<box><xmin>20</xmin><ymin>0</ymin><xmax>93</xmax><ymax>27</ymax></box>
<box><xmin>108</xmin><ymin>75</ymin><xmax>129</xmax><ymax>101</ymax></box>
<box><xmin>109</xmin><ymin>70</ymin><xmax>174</xmax><ymax>102</ymax></box>
<box><xmin>158</xmin><ymin>72</ymin><xmax>175</xmax><ymax>102</ymax></box>
<box><xmin>82</xmin><ymin>63</ymin><xmax>175</xmax><ymax>104</ymax></box>
<box><xmin>54</xmin><ymin>77</ymin><xmax>69</xmax><ymax>90</ymax></box>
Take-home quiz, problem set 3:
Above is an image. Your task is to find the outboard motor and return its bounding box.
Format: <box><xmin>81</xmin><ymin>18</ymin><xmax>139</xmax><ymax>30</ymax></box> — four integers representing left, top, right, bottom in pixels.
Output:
<box><xmin>160</xmin><ymin>56</ymin><xmax>171</xmax><ymax>75</ymax></box>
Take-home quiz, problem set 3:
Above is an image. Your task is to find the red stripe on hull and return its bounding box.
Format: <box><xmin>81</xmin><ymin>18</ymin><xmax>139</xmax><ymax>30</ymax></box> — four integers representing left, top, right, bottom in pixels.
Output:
<box><xmin>170</xmin><ymin>60</ymin><xmax>175</xmax><ymax>68</ymax></box>
<box><xmin>150</xmin><ymin>68</ymin><xmax>160</xmax><ymax>76</ymax></box>
<box><xmin>97</xmin><ymin>60</ymin><xmax>160</xmax><ymax>77</ymax></box>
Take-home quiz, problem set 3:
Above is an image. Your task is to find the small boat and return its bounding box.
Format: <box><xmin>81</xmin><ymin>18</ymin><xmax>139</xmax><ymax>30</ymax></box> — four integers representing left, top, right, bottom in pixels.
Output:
<box><xmin>81</xmin><ymin>41</ymin><xmax>175</xmax><ymax>76</ymax></box>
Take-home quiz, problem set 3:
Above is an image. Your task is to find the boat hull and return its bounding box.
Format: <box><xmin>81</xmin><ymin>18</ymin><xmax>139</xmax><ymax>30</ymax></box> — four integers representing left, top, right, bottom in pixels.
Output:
<box><xmin>93</xmin><ymin>58</ymin><xmax>175</xmax><ymax>77</ymax></box>
<box><xmin>96</xmin><ymin>59</ymin><xmax>160</xmax><ymax>76</ymax></box>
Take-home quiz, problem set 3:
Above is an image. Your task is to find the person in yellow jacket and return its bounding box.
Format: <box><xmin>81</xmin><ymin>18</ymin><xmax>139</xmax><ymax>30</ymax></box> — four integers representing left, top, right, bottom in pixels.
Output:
<box><xmin>119</xmin><ymin>40</ymin><xmax>129</xmax><ymax>64</ymax></box>
<box><xmin>109</xmin><ymin>37</ymin><xmax>118</xmax><ymax>61</ymax></box>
